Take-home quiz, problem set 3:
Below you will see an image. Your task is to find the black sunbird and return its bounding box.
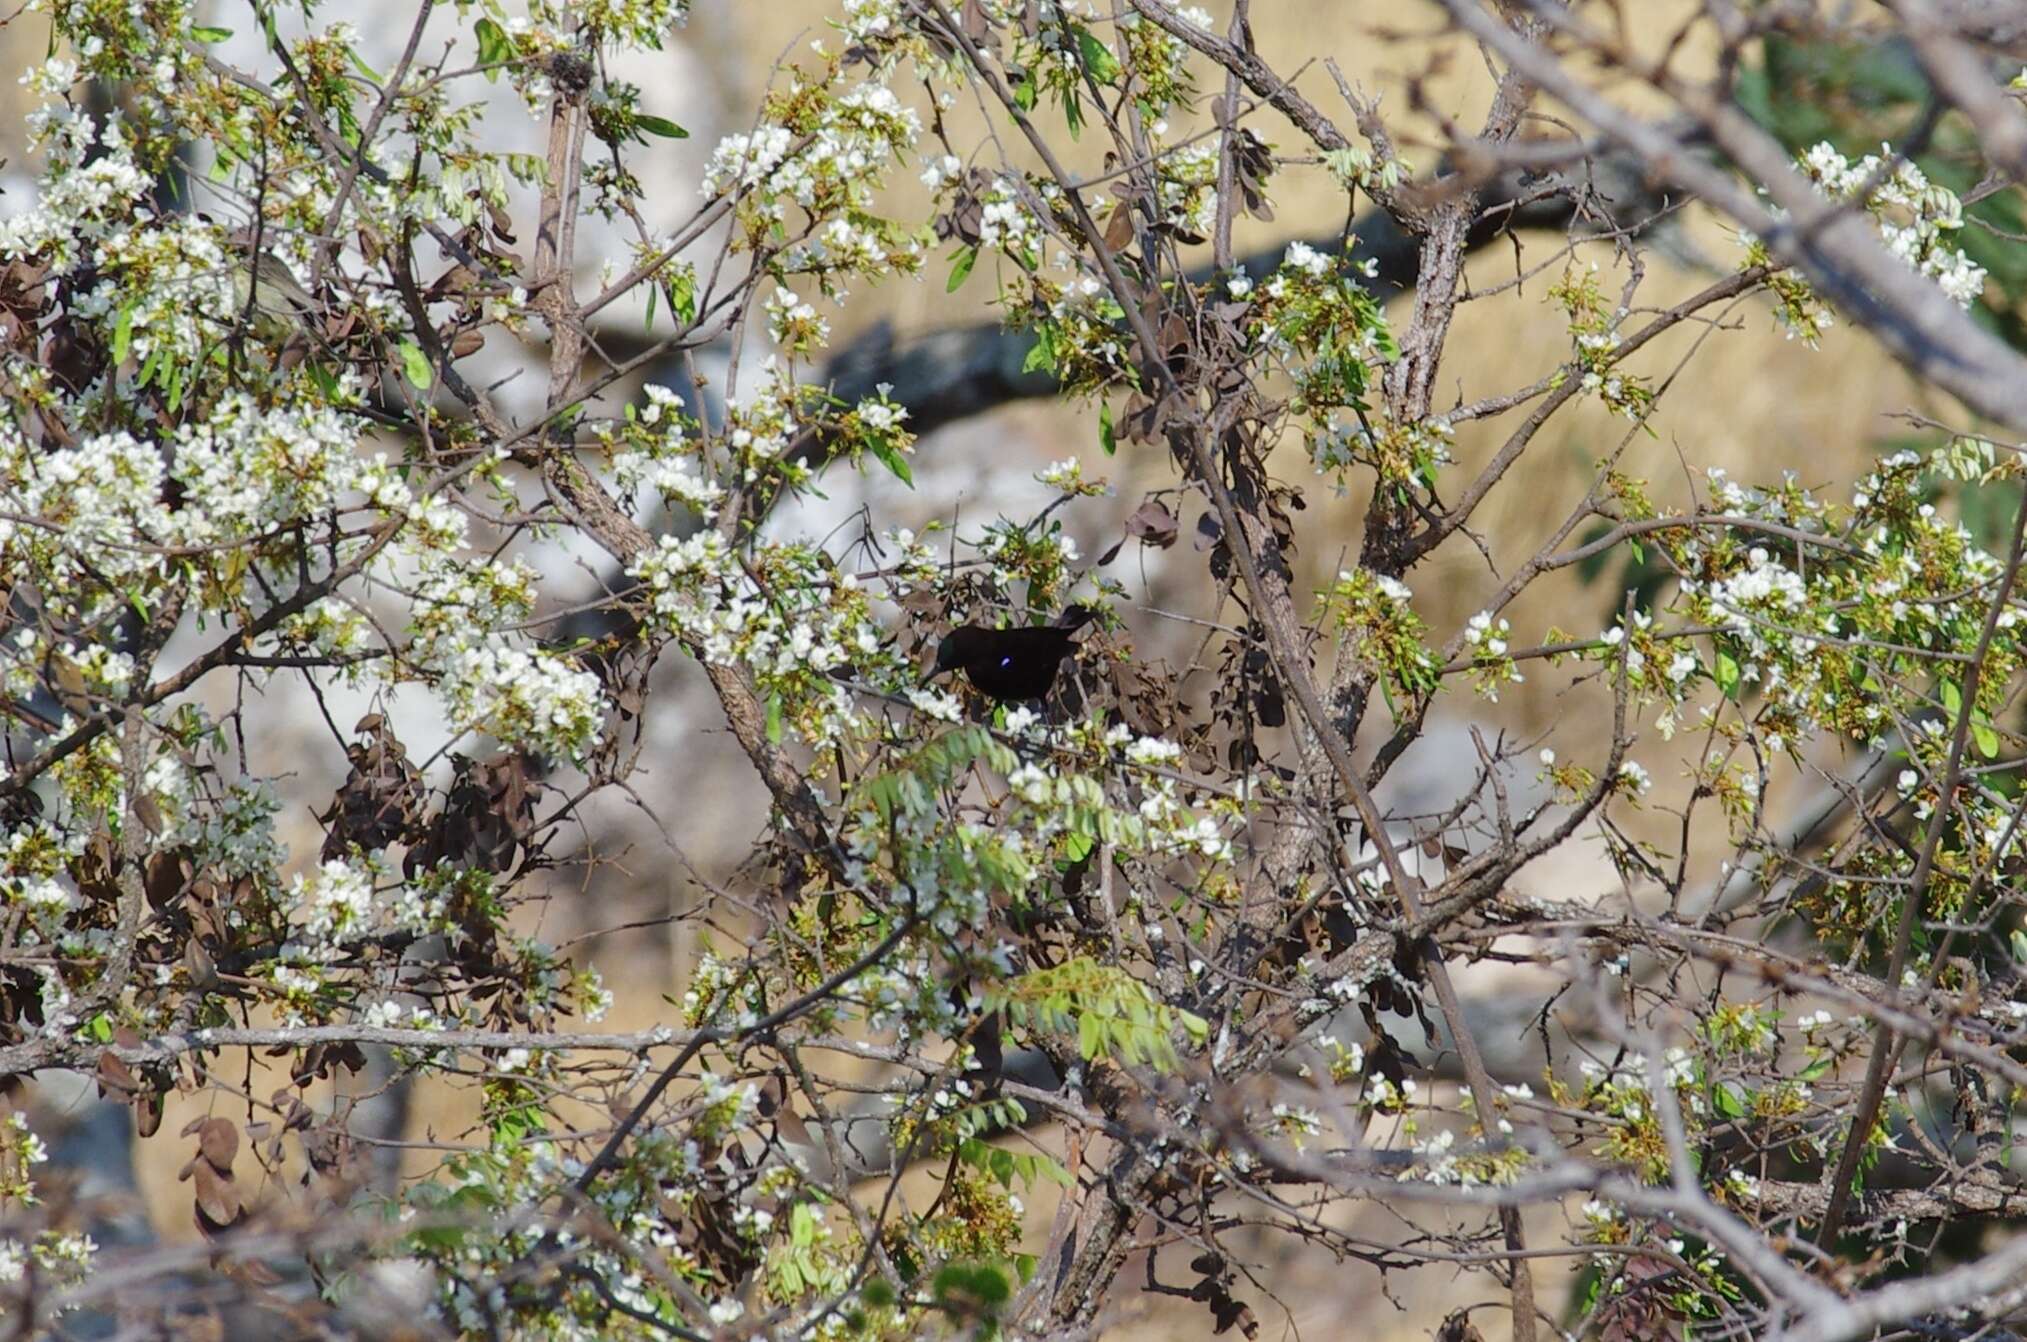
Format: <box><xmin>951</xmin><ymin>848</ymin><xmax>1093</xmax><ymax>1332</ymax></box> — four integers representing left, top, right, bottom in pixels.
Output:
<box><xmin>924</xmin><ymin>606</ymin><xmax>1098</xmax><ymax>703</ymax></box>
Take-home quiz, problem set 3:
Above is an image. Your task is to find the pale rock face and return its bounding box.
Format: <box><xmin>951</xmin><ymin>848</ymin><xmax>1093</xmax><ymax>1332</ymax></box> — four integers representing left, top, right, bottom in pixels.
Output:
<box><xmin>1370</xmin><ymin>713</ymin><xmax>1553</xmax><ymax>858</ymax></box>
<box><xmin>205</xmin><ymin>5</ymin><xmax>729</xmax><ymax>421</ymax></box>
<box><xmin>137</xmin><ymin>6</ymin><xmax>749</xmax><ymax>865</ymax></box>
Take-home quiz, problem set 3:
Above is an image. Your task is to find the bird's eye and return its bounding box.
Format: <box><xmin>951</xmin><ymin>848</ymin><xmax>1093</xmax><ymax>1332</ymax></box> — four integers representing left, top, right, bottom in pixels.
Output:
<box><xmin>1000</xmin><ymin>655</ymin><xmax>1012</xmax><ymax>668</ymax></box>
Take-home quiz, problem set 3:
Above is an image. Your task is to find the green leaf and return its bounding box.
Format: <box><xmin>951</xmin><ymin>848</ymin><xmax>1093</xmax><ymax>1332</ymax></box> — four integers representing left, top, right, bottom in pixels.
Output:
<box><xmin>1021</xmin><ymin>328</ymin><xmax>1058</xmax><ymax>375</ymax></box>
<box><xmin>947</xmin><ymin>244</ymin><xmax>978</xmax><ymax>293</ymax></box>
<box><xmin>1075</xmin><ymin>27</ymin><xmax>1122</xmax><ymax>84</ymax></box>
<box><xmin>765</xmin><ymin>693</ymin><xmax>784</xmax><ymax>745</ymax></box>
<box><xmin>2012</xmin><ymin>929</ymin><xmax>2027</xmax><ymax>964</ymax></box>
<box><xmin>1013</xmin><ymin>76</ymin><xmax>1037</xmax><ymax>113</ymax></box>
<box><xmin>1715</xmin><ymin>651</ymin><xmax>1741</xmax><ymax>699</ymax></box>
<box><xmin>408</xmin><ymin>1224</ymin><xmax>468</xmax><ymax>1252</ymax></box>
<box><xmin>1942</xmin><ymin>679</ymin><xmax>1963</xmax><ymax>714</ymax></box>
<box><xmin>869</xmin><ymin>439</ymin><xmax>914</xmax><ymax>487</ymax></box>
<box><xmin>957</xmin><ymin>1138</ymin><xmax>993</xmax><ymax>1180</ymax></box>
<box><xmin>635</xmin><ymin>114</ymin><xmax>688</xmax><ymax>139</ymax></box>
<box><xmin>110</xmin><ymin>305</ymin><xmax>135</xmax><ymax>364</ymax></box>
<box><xmin>346</xmin><ymin>46</ymin><xmax>383</xmax><ymax>85</ymax></box>
<box><xmin>307</xmin><ymin>359</ymin><xmax>341</xmax><ymax>399</ymax></box>
<box><xmin>1062</xmin><ymin>830</ymin><xmax>1094</xmax><ymax>865</ymax></box>
<box><xmin>666</xmin><ymin>266</ymin><xmax>697</xmax><ymax>325</ymax></box>
<box><xmin>189</xmin><ymin>24</ymin><xmax>232</xmax><ymax>42</ymax></box>
<box><xmin>1712</xmin><ymin>1083</ymin><xmax>1746</xmax><ymax>1119</ymax></box>
<box><xmin>1974</xmin><ymin>717</ymin><xmax>2000</xmax><ymax>759</ymax></box>
<box><xmin>1098</xmin><ymin>400</ymin><xmax>1115</xmax><ymax>456</ymax></box>
<box><xmin>475</xmin><ymin>17</ymin><xmax>510</xmax><ymax>76</ymax></box>
<box><xmin>933</xmin><ymin>1262</ymin><xmax>1010</xmax><ymax>1310</ymax></box>
<box><xmin>397</xmin><ymin>339</ymin><xmax>434</xmax><ymax>389</ymax></box>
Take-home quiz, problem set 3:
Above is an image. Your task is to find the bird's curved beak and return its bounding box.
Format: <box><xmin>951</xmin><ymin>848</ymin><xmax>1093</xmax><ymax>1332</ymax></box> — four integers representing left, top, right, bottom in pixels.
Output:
<box><xmin>920</xmin><ymin>665</ymin><xmax>951</xmax><ymax>688</ymax></box>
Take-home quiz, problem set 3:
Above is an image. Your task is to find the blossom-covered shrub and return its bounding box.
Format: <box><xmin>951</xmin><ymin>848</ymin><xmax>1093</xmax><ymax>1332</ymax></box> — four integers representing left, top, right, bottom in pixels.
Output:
<box><xmin>4</xmin><ymin>3</ymin><xmax>2027</xmax><ymax>1340</ymax></box>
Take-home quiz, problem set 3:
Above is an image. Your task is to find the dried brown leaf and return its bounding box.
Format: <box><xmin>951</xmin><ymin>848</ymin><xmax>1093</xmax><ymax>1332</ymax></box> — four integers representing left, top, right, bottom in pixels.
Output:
<box><xmin>191</xmin><ymin>1160</ymin><xmax>244</xmax><ymax>1232</ymax></box>
<box><xmin>198</xmin><ymin>1116</ymin><xmax>239</xmax><ymax>1172</ymax></box>
<box><xmin>1102</xmin><ymin>201</ymin><xmax>1135</xmax><ymax>253</ymax></box>
<box><xmin>1125</xmin><ymin>499</ymin><xmax>1179</xmax><ymax>549</ymax></box>
<box><xmin>95</xmin><ymin>1049</ymin><xmax>138</xmax><ymax>1099</ymax></box>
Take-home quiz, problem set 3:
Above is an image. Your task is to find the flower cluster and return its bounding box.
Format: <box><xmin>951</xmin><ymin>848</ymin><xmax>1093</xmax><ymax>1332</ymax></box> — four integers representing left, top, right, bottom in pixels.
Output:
<box><xmin>1322</xmin><ymin>142</ymin><xmax>1412</xmax><ymax>193</ymax></box>
<box><xmin>1249</xmin><ymin>247</ymin><xmax>1397</xmax><ymax>426</ymax></box>
<box><xmin>1747</xmin><ymin>139</ymin><xmax>1987</xmax><ymax>344</ymax></box>
<box><xmin>0</xmin><ymin>1112</ymin><xmax>95</xmax><ymax>1299</ymax></box>
<box><xmin>1549</xmin><ymin>263</ymin><xmax>1654</xmax><ymax>421</ymax></box>
<box><xmin>1321</xmin><ymin>567</ymin><xmax>1438</xmax><ymax>706</ymax></box>
<box><xmin>1461</xmin><ymin>610</ymin><xmax>1523</xmax><ymax>701</ymax></box>
<box><xmin>599</xmin><ymin>384</ymin><xmax>729</xmax><ymax>521</ymax></box>
<box><xmin>705</xmin><ymin>62</ymin><xmax>923</xmax><ymax>266</ymax></box>
<box><xmin>630</xmin><ymin>533</ymin><xmax>900</xmax><ymax>752</ymax></box>
<box><xmin>439</xmin><ymin>646</ymin><xmax>608</xmax><ymax>760</ymax></box>
<box><xmin>1798</xmin><ymin>141</ymin><xmax>1987</xmax><ymax>306</ymax></box>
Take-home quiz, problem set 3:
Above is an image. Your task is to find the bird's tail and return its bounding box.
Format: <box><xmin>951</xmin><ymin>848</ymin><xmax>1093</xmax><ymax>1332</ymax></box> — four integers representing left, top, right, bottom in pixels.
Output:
<box><xmin>1053</xmin><ymin>604</ymin><xmax>1100</xmax><ymax>632</ymax></box>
